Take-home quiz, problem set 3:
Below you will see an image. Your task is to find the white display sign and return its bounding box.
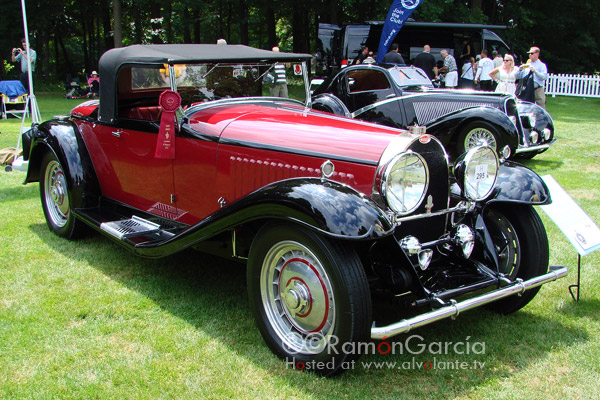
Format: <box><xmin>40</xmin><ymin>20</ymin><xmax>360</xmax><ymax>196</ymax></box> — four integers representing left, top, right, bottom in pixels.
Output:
<box><xmin>540</xmin><ymin>175</ymin><xmax>600</xmax><ymax>257</ymax></box>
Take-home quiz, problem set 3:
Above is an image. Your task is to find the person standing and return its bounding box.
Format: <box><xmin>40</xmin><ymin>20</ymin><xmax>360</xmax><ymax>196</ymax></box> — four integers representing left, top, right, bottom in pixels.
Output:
<box><xmin>519</xmin><ymin>46</ymin><xmax>548</xmax><ymax>109</ymax></box>
<box><xmin>414</xmin><ymin>45</ymin><xmax>436</xmax><ymax>80</ymax></box>
<box><xmin>489</xmin><ymin>54</ymin><xmax>518</xmax><ymax>95</ymax></box>
<box><xmin>382</xmin><ymin>43</ymin><xmax>405</xmax><ymax>65</ymax></box>
<box><xmin>437</xmin><ymin>49</ymin><xmax>458</xmax><ymax>88</ymax></box>
<box><xmin>12</xmin><ymin>38</ymin><xmax>37</xmax><ymax>94</ymax></box>
<box><xmin>492</xmin><ymin>51</ymin><xmax>503</xmax><ymax>69</ymax></box>
<box><xmin>269</xmin><ymin>46</ymin><xmax>288</xmax><ymax>98</ymax></box>
<box><xmin>459</xmin><ymin>57</ymin><xmax>476</xmax><ymax>89</ymax></box>
<box><xmin>474</xmin><ymin>50</ymin><xmax>494</xmax><ymax>91</ymax></box>
<box><xmin>352</xmin><ymin>46</ymin><xmax>369</xmax><ymax>65</ymax></box>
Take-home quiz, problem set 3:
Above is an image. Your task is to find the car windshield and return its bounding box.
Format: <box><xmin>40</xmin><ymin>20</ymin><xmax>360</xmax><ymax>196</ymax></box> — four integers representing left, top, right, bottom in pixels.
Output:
<box><xmin>389</xmin><ymin>67</ymin><xmax>433</xmax><ymax>88</ymax></box>
<box><xmin>130</xmin><ymin>62</ymin><xmax>309</xmax><ymax>105</ymax></box>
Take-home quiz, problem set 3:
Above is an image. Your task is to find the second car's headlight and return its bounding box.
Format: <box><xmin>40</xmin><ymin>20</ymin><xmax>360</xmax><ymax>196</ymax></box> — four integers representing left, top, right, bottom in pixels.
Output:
<box><xmin>383</xmin><ymin>152</ymin><xmax>429</xmax><ymax>215</ymax></box>
<box><xmin>454</xmin><ymin>146</ymin><xmax>499</xmax><ymax>201</ymax></box>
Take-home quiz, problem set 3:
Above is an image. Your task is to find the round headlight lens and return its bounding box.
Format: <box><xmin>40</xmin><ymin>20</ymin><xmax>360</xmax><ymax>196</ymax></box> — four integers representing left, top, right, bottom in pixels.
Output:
<box><xmin>383</xmin><ymin>152</ymin><xmax>429</xmax><ymax>215</ymax></box>
<box><xmin>461</xmin><ymin>146</ymin><xmax>499</xmax><ymax>201</ymax></box>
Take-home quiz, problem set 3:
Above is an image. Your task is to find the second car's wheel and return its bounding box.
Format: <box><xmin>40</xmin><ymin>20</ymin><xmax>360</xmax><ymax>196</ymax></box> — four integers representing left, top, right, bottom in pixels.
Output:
<box><xmin>458</xmin><ymin>121</ymin><xmax>502</xmax><ymax>154</ymax></box>
<box><xmin>482</xmin><ymin>204</ymin><xmax>549</xmax><ymax>315</ymax></box>
<box><xmin>40</xmin><ymin>151</ymin><xmax>86</xmax><ymax>239</ymax></box>
<box><xmin>247</xmin><ymin>222</ymin><xmax>372</xmax><ymax>376</ymax></box>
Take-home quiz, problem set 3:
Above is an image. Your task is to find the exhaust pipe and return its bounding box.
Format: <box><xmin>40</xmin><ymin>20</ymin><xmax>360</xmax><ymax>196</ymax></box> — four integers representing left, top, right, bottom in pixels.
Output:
<box><xmin>371</xmin><ymin>265</ymin><xmax>567</xmax><ymax>340</ymax></box>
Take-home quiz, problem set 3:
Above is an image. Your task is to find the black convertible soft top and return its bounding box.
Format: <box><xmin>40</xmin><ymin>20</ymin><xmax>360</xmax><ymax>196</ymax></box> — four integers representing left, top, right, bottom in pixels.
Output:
<box><xmin>98</xmin><ymin>44</ymin><xmax>312</xmax><ymax>123</ymax></box>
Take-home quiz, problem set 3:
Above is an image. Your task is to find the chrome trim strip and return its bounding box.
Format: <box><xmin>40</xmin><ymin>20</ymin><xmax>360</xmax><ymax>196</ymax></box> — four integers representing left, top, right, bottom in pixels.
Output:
<box><xmin>371</xmin><ymin>265</ymin><xmax>568</xmax><ymax>339</ymax></box>
<box><xmin>515</xmin><ymin>138</ymin><xmax>557</xmax><ymax>153</ymax></box>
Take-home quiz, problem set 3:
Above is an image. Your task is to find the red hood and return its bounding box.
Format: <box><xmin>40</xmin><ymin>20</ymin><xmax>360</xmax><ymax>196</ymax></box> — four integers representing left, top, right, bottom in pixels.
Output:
<box><xmin>187</xmin><ymin>102</ymin><xmax>406</xmax><ymax>164</ymax></box>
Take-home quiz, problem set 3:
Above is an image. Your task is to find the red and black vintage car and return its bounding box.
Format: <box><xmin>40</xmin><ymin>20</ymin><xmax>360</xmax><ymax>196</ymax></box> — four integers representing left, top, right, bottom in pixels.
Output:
<box><xmin>21</xmin><ymin>44</ymin><xmax>566</xmax><ymax>376</ymax></box>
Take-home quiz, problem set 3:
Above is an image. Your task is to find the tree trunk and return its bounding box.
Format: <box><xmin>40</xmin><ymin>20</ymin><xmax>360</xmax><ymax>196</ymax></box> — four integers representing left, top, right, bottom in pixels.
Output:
<box><xmin>183</xmin><ymin>7</ymin><xmax>191</xmax><ymax>43</ymax></box>
<box><xmin>265</xmin><ymin>0</ymin><xmax>277</xmax><ymax>49</ymax></box>
<box><xmin>239</xmin><ymin>0</ymin><xmax>249</xmax><ymax>45</ymax></box>
<box><xmin>112</xmin><ymin>0</ymin><xmax>123</xmax><ymax>47</ymax></box>
<box><xmin>150</xmin><ymin>3</ymin><xmax>164</xmax><ymax>44</ymax></box>
<box><xmin>164</xmin><ymin>3</ymin><xmax>173</xmax><ymax>43</ymax></box>
<box><xmin>293</xmin><ymin>1</ymin><xmax>310</xmax><ymax>53</ymax></box>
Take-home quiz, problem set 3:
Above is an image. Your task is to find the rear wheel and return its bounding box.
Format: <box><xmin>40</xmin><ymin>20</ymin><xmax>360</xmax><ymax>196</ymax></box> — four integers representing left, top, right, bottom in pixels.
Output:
<box><xmin>40</xmin><ymin>152</ymin><xmax>86</xmax><ymax>239</ymax></box>
<box><xmin>247</xmin><ymin>223</ymin><xmax>371</xmax><ymax>376</ymax></box>
<box><xmin>483</xmin><ymin>205</ymin><xmax>549</xmax><ymax>314</ymax></box>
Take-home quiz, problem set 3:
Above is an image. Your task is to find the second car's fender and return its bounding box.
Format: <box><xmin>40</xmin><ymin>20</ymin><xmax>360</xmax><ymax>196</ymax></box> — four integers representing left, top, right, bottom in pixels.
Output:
<box><xmin>426</xmin><ymin>106</ymin><xmax>520</xmax><ymax>149</ymax></box>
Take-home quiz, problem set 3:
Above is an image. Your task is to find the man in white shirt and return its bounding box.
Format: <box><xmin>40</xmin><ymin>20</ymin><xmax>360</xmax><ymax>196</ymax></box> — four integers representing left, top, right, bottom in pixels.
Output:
<box><xmin>474</xmin><ymin>50</ymin><xmax>494</xmax><ymax>91</ymax></box>
<box><xmin>519</xmin><ymin>46</ymin><xmax>548</xmax><ymax>109</ymax></box>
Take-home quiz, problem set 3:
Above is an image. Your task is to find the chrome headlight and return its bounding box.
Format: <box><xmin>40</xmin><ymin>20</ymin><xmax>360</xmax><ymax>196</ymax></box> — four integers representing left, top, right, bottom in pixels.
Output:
<box><xmin>454</xmin><ymin>146</ymin><xmax>499</xmax><ymax>201</ymax></box>
<box><xmin>382</xmin><ymin>151</ymin><xmax>429</xmax><ymax>215</ymax></box>
<box><xmin>542</xmin><ymin>128</ymin><xmax>552</xmax><ymax>141</ymax></box>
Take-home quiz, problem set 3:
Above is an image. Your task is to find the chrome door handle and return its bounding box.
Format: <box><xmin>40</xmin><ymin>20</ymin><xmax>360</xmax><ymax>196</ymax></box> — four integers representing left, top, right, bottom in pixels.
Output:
<box><xmin>386</xmin><ymin>93</ymin><xmax>396</xmax><ymax>99</ymax></box>
<box><xmin>111</xmin><ymin>130</ymin><xmax>121</xmax><ymax>138</ymax></box>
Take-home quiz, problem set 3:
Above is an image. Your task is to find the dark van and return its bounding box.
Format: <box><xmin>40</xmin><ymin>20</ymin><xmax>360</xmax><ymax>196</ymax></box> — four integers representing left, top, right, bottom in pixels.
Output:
<box><xmin>315</xmin><ymin>20</ymin><xmax>512</xmax><ymax>77</ymax></box>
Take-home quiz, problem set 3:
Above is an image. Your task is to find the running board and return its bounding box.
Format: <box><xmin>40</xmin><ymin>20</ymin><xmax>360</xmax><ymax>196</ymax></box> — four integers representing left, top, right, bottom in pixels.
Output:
<box><xmin>100</xmin><ymin>216</ymin><xmax>161</xmax><ymax>239</ymax></box>
<box><xmin>371</xmin><ymin>265</ymin><xmax>568</xmax><ymax>340</ymax></box>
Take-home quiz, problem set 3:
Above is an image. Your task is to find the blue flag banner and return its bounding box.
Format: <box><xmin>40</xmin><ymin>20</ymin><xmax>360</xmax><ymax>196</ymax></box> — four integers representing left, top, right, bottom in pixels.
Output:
<box><xmin>376</xmin><ymin>0</ymin><xmax>424</xmax><ymax>63</ymax></box>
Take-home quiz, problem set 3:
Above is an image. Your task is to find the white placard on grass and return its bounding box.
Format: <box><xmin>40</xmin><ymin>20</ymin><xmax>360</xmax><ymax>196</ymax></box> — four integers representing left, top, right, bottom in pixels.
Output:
<box><xmin>540</xmin><ymin>175</ymin><xmax>600</xmax><ymax>257</ymax></box>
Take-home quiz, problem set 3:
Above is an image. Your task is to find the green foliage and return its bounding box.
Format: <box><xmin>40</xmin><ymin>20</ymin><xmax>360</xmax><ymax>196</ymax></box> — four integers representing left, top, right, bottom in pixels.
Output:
<box><xmin>0</xmin><ymin>1</ymin><xmax>598</xmax><ymax>80</ymax></box>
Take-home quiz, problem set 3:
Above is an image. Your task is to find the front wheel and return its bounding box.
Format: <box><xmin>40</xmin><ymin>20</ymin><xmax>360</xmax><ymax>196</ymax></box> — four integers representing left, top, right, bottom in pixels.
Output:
<box><xmin>458</xmin><ymin>121</ymin><xmax>502</xmax><ymax>155</ymax></box>
<box><xmin>483</xmin><ymin>204</ymin><xmax>549</xmax><ymax>314</ymax></box>
<box><xmin>40</xmin><ymin>152</ymin><xmax>86</xmax><ymax>239</ymax></box>
<box><xmin>247</xmin><ymin>223</ymin><xmax>372</xmax><ymax>376</ymax></box>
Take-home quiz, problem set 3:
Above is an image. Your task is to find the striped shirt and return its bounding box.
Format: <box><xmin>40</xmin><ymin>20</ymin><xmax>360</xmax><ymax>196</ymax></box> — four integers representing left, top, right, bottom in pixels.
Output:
<box><xmin>274</xmin><ymin>64</ymin><xmax>287</xmax><ymax>84</ymax></box>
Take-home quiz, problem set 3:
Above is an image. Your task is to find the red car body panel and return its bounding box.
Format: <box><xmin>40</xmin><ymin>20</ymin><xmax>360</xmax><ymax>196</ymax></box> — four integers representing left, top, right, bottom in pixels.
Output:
<box><xmin>73</xmin><ymin>102</ymin><xmax>405</xmax><ymax>225</ymax></box>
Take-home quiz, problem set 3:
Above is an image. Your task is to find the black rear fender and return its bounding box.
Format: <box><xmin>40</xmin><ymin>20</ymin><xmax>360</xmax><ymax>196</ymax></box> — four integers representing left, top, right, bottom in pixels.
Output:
<box><xmin>24</xmin><ymin>119</ymin><xmax>100</xmax><ymax>209</ymax></box>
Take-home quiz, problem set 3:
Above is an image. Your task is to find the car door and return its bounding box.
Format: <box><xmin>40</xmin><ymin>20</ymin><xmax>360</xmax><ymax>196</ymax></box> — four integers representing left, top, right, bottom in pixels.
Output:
<box><xmin>91</xmin><ymin>118</ymin><xmax>176</xmax><ymax>217</ymax></box>
<box><xmin>344</xmin><ymin>69</ymin><xmax>403</xmax><ymax>128</ymax></box>
<box><xmin>345</xmin><ymin>69</ymin><xmax>397</xmax><ymax>113</ymax></box>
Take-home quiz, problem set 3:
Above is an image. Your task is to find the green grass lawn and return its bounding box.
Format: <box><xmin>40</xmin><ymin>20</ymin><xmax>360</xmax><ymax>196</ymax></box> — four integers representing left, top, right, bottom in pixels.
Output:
<box><xmin>1</xmin><ymin>94</ymin><xmax>599</xmax><ymax>399</ymax></box>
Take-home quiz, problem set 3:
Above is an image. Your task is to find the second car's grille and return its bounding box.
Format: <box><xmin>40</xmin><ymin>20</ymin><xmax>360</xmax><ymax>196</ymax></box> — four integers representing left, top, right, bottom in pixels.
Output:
<box><xmin>413</xmin><ymin>101</ymin><xmax>494</xmax><ymax>125</ymax></box>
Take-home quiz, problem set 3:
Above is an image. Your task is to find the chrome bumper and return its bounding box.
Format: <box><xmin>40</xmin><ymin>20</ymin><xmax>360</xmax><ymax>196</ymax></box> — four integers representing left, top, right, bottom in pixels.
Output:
<box><xmin>515</xmin><ymin>138</ymin><xmax>557</xmax><ymax>153</ymax></box>
<box><xmin>371</xmin><ymin>265</ymin><xmax>567</xmax><ymax>340</ymax></box>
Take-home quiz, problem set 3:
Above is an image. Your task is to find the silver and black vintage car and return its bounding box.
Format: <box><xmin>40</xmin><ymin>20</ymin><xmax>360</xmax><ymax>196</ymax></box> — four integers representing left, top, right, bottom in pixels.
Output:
<box><xmin>312</xmin><ymin>64</ymin><xmax>556</xmax><ymax>159</ymax></box>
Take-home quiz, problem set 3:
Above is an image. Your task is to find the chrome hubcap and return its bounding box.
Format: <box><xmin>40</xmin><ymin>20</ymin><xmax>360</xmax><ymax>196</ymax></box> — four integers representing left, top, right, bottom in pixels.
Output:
<box><xmin>465</xmin><ymin>128</ymin><xmax>497</xmax><ymax>150</ymax></box>
<box><xmin>44</xmin><ymin>160</ymin><xmax>69</xmax><ymax>227</ymax></box>
<box><xmin>261</xmin><ymin>241</ymin><xmax>335</xmax><ymax>354</ymax></box>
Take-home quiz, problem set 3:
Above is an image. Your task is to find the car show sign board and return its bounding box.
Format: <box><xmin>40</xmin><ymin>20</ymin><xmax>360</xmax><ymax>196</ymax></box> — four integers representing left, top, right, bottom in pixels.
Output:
<box><xmin>376</xmin><ymin>0</ymin><xmax>424</xmax><ymax>63</ymax></box>
<box><xmin>540</xmin><ymin>175</ymin><xmax>600</xmax><ymax>257</ymax></box>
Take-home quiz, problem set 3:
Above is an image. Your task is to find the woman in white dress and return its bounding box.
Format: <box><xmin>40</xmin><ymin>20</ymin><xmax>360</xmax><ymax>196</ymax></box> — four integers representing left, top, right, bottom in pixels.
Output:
<box><xmin>489</xmin><ymin>54</ymin><xmax>518</xmax><ymax>95</ymax></box>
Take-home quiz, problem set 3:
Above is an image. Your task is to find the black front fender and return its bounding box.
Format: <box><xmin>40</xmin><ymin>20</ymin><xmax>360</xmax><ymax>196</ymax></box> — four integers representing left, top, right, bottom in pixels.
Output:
<box><xmin>487</xmin><ymin>161</ymin><xmax>550</xmax><ymax>205</ymax></box>
<box><xmin>426</xmin><ymin>106</ymin><xmax>519</xmax><ymax>149</ymax></box>
<box><xmin>134</xmin><ymin>178</ymin><xmax>395</xmax><ymax>258</ymax></box>
<box><xmin>24</xmin><ymin>119</ymin><xmax>100</xmax><ymax>209</ymax></box>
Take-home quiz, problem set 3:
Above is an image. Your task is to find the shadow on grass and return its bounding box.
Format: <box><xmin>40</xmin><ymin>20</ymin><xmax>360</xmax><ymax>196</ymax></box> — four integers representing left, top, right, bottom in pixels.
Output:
<box><xmin>558</xmin><ymin>298</ymin><xmax>600</xmax><ymax>320</ymax></box>
<box><xmin>30</xmin><ymin>223</ymin><xmax>588</xmax><ymax>398</ymax></box>
<box><xmin>517</xmin><ymin>157</ymin><xmax>563</xmax><ymax>170</ymax></box>
<box><xmin>0</xmin><ymin>180</ymin><xmax>38</xmax><ymax>202</ymax></box>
